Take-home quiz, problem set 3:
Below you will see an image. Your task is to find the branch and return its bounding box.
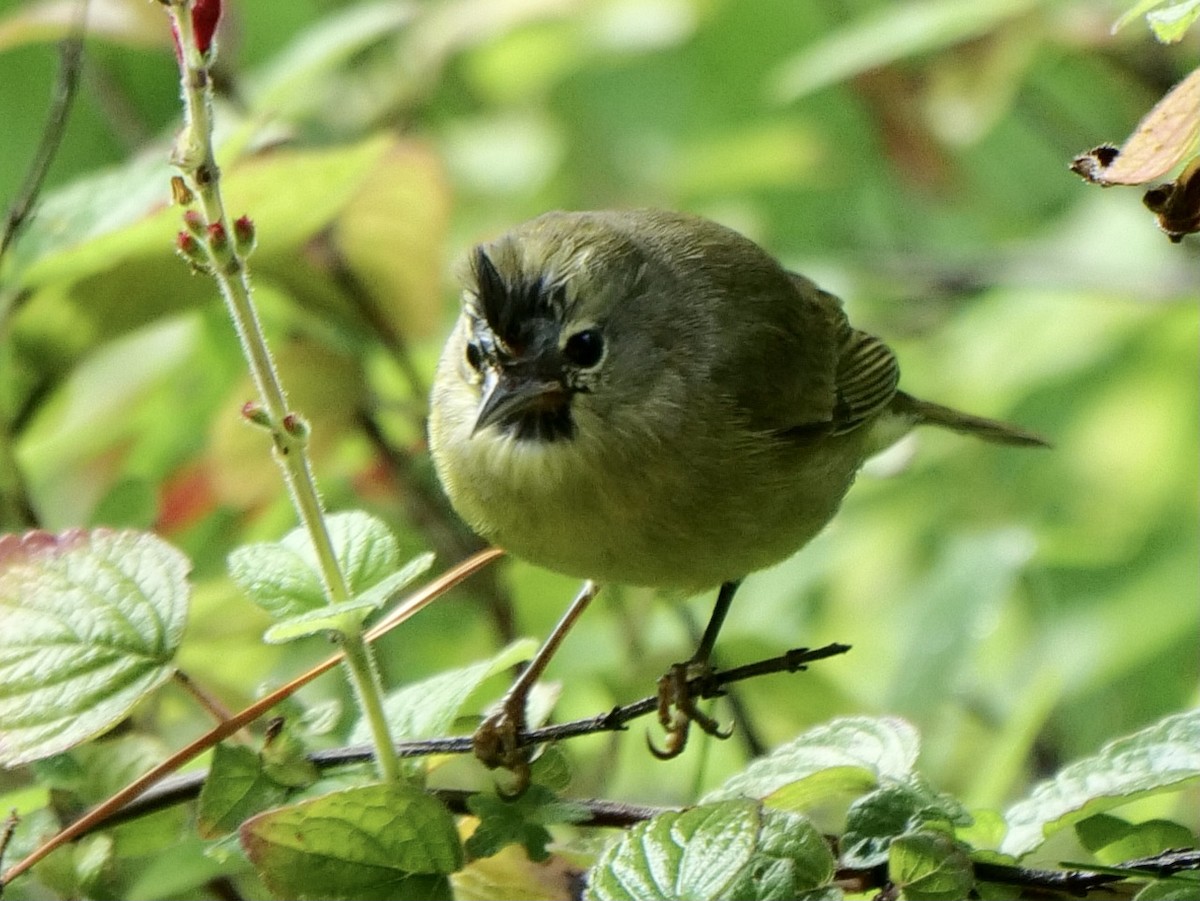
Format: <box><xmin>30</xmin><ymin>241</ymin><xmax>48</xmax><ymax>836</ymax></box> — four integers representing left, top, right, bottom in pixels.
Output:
<box><xmin>0</xmin><ymin>0</ymin><xmax>88</xmax><ymax>261</ymax></box>
<box><xmin>44</xmin><ymin>644</ymin><xmax>852</xmax><ymax>837</ymax></box>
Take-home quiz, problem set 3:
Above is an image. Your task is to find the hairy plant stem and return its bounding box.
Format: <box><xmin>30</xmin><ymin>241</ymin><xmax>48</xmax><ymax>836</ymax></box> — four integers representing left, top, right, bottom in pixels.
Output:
<box><xmin>164</xmin><ymin>0</ymin><xmax>400</xmax><ymax>784</ymax></box>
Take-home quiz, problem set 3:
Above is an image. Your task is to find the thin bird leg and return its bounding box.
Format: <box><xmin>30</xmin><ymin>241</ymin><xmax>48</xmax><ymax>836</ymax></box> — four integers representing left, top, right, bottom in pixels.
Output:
<box><xmin>473</xmin><ymin>579</ymin><xmax>602</xmax><ymax>793</ymax></box>
<box><xmin>649</xmin><ymin>579</ymin><xmax>740</xmax><ymax>760</ymax></box>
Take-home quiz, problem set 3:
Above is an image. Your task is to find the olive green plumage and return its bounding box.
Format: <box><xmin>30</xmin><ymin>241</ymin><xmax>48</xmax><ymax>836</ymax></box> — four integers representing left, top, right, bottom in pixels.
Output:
<box><xmin>428</xmin><ymin>209</ymin><xmax>1045</xmax><ymax>592</ymax></box>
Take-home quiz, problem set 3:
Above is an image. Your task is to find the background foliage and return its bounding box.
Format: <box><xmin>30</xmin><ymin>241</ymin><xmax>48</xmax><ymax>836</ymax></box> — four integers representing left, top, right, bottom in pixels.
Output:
<box><xmin>0</xmin><ymin>0</ymin><xmax>1196</xmax><ymax>898</ymax></box>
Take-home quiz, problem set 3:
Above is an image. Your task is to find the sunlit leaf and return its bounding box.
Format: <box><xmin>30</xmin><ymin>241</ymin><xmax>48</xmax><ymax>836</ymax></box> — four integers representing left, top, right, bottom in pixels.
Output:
<box><xmin>9</xmin><ymin>134</ymin><xmax>395</xmax><ymax>293</ymax></box>
<box><xmin>1147</xmin><ymin>0</ymin><xmax>1200</xmax><ymax>42</ymax></box>
<box><xmin>586</xmin><ymin>801</ymin><xmax>835</xmax><ymax>901</ymax></box>
<box><xmin>0</xmin><ymin>529</ymin><xmax>189</xmax><ymax>765</ymax></box>
<box><xmin>1001</xmin><ymin>709</ymin><xmax>1200</xmax><ymax>857</ymax></box>
<box><xmin>241</xmin><ymin>783</ymin><xmax>463</xmax><ymax>900</ymax></box>
<box><xmin>702</xmin><ymin>717</ymin><xmax>919</xmax><ymax>809</ymax></box>
<box><xmin>229</xmin><ymin>511</ymin><xmax>418</xmax><ymax>621</ymax></box>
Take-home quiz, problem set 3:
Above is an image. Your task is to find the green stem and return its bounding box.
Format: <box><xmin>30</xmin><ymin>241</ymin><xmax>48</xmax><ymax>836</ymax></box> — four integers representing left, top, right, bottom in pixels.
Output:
<box><xmin>165</xmin><ymin>1</ymin><xmax>400</xmax><ymax>783</ymax></box>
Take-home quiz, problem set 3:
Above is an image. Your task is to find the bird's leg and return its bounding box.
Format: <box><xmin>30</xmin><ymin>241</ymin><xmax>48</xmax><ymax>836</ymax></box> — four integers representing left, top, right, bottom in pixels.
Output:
<box><xmin>649</xmin><ymin>580</ymin><xmax>740</xmax><ymax>760</ymax></box>
<box><xmin>473</xmin><ymin>580</ymin><xmax>601</xmax><ymax>793</ymax></box>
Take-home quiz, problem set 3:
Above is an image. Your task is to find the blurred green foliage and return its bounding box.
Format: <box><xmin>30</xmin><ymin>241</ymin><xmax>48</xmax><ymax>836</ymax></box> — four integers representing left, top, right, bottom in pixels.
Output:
<box><xmin>0</xmin><ymin>0</ymin><xmax>1196</xmax><ymax>878</ymax></box>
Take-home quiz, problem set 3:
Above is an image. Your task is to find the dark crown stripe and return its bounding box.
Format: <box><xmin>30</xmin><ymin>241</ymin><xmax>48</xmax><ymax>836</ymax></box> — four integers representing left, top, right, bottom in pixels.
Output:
<box><xmin>471</xmin><ymin>246</ymin><xmax>566</xmax><ymax>347</ymax></box>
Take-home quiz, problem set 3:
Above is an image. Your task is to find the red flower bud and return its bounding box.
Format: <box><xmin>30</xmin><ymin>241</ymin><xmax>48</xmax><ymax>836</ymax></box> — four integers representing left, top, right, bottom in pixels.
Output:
<box><xmin>175</xmin><ymin>230</ymin><xmax>203</xmax><ymax>260</ymax></box>
<box><xmin>241</xmin><ymin>402</ymin><xmax>271</xmax><ymax>428</ymax></box>
<box><xmin>191</xmin><ymin>0</ymin><xmax>222</xmax><ymax>57</ymax></box>
<box><xmin>182</xmin><ymin>209</ymin><xmax>205</xmax><ymax>236</ymax></box>
<box><xmin>282</xmin><ymin>413</ymin><xmax>311</xmax><ymax>440</ymax></box>
<box><xmin>207</xmin><ymin>221</ymin><xmax>228</xmax><ymax>251</ymax></box>
<box><xmin>233</xmin><ymin>214</ymin><xmax>257</xmax><ymax>256</ymax></box>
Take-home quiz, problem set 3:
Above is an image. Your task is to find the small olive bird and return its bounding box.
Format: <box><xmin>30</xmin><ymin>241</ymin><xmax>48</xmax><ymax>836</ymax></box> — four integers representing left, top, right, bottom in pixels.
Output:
<box><xmin>429</xmin><ymin>209</ymin><xmax>1046</xmax><ymax>785</ymax></box>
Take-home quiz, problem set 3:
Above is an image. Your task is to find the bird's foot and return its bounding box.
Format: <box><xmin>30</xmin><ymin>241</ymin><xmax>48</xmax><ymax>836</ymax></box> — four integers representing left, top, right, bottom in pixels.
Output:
<box><xmin>648</xmin><ymin>659</ymin><xmax>733</xmax><ymax>760</ymax></box>
<box><xmin>473</xmin><ymin>694</ymin><xmax>532</xmax><ymax>797</ymax></box>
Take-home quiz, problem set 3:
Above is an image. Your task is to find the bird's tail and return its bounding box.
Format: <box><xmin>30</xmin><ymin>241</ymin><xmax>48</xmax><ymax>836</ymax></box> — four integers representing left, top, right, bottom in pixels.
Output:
<box><xmin>891</xmin><ymin>391</ymin><xmax>1050</xmax><ymax>448</ymax></box>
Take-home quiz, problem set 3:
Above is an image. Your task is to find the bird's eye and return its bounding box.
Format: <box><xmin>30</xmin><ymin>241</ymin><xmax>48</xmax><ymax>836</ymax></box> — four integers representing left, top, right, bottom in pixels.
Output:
<box><xmin>563</xmin><ymin>328</ymin><xmax>605</xmax><ymax>368</ymax></box>
<box><xmin>464</xmin><ymin>341</ymin><xmax>484</xmax><ymax>372</ymax></box>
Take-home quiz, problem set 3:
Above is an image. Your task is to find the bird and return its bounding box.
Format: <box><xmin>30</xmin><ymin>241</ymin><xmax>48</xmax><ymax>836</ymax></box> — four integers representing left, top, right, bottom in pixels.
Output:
<box><xmin>427</xmin><ymin>209</ymin><xmax>1046</xmax><ymax>787</ymax></box>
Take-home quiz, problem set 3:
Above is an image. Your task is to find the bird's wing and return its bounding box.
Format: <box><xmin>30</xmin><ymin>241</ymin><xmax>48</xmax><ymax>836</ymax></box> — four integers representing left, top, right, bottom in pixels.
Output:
<box><xmin>830</xmin><ymin>325</ymin><xmax>900</xmax><ymax>435</ymax></box>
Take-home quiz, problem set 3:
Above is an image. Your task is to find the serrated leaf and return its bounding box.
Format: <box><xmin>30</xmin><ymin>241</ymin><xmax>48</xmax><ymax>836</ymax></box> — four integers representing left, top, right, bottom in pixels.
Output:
<box><xmin>842</xmin><ymin>778</ymin><xmax>972</xmax><ymax>868</ymax></box>
<box><xmin>197</xmin><ymin>743</ymin><xmax>289</xmax><ymax>838</ymax></box>
<box><xmin>725</xmin><ymin>808</ymin><xmax>836</xmax><ymax>900</ymax></box>
<box><xmin>350</xmin><ymin>639</ymin><xmax>537</xmax><ymax>745</ymax></box>
<box><xmin>229</xmin><ymin>511</ymin><xmax>424</xmax><ymax>621</ymax></box>
<box><xmin>586</xmin><ymin>800</ymin><xmax>761</xmax><ymax>901</ymax></box>
<box><xmin>241</xmin><ymin>783</ymin><xmax>463</xmax><ymax>901</ymax></box>
<box><xmin>703</xmin><ymin>717</ymin><xmax>919</xmax><ymax>809</ymax></box>
<box><xmin>1001</xmin><ymin>709</ymin><xmax>1200</xmax><ymax>858</ymax></box>
<box><xmin>321</xmin><ymin>511</ymin><xmax>405</xmax><ymax>595</ymax></box>
<box><xmin>466</xmin><ymin>785</ymin><xmax>590</xmax><ymax>863</ymax></box>
<box><xmin>0</xmin><ymin>529</ymin><xmax>190</xmax><ymax>766</ymax></box>
<box><xmin>888</xmin><ymin>830</ymin><xmax>974</xmax><ymax>901</ymax></box>
<box><xmin>588</xmin><ymin>801</ymin><xmax>835</xmax><ymax>901</ymax></box>
<box><xmin>262</xmin><ymin>598</ymin><xmax>380</xmax><ymax>643</ymax></box>
<box><xmin>349</xmin><ymin>551</ymin><xmax>435</xmax><ymax>611</ymax></box>
<box><xmin>227</xmin><ymin>542</ymin><xmax>327</xmax><ymax>618</ymax></box>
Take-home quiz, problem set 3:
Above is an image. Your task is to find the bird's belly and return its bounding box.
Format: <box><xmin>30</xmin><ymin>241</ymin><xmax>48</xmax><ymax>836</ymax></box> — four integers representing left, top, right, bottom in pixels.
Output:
<box><xmin>438</xmin><ymin>429</ymin><xmax>863</xmax><ymax>592</ymax></box>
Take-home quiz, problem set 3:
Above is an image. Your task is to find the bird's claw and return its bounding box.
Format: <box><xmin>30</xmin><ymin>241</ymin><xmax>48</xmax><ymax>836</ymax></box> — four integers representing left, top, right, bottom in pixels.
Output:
<box><xmin>648</xmin><ymin>660</ymin><xmax>733</xmax><ymax>760</ymax></box>
<box><xmin>473</xmin><ymin>700</ymin><xmax>532</xmax><ymax>796</ymax></box>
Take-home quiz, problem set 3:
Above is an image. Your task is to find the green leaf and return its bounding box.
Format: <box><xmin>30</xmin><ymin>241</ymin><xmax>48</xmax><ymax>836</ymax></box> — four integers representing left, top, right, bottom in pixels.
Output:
<box><xmin>241</xmin><ymin>783</ymin><xmax>463</xmax><ymax>901</ymax></box>
<box><xmin>197</xmin><ymin>743</ymin><xmax>289</xmax><ymax>838</ymax></box>
<box><xmin>227</xmin><ymin>542</ymin><xmax>326</xmax><ymax>619</ymax></box>
<box><xmin>9</xmin><ymin>135</ymin><xmax>395</xmax><ymax>294</ymax></box>
<box><xmin>1147</xmin><ymin>0</ymin><xmax>1200</xmax><ymax>42</ymax></box>
<box><xmin>322</xmin><ymin>512</ymin><xmax>407</xmax><ymax>595</ymax></box>
<box><xmin>262</xmin><ymin>598</ymin><xmax>380</xmax><ymax>643</ymax></box>
<box><xmin>243</xmin><ymin>3</ymin><xmax>417</xmax><ymax>129</ymax></box>
<box><xmin>771</xmin><ymin>0</ymin><xmax>1046</xmax><ymax>102</ymax></box>
<box><xmin>888</xmin><ymin>830</ymin><xmax>974</xmax><ymax>901</ymax></box>
<box><xmin>703</xmin><ymin>716</ymin><xmax>919</xmax><ymax>810</ymax></box>
<box><xmin>229</xmin><ymin>511</ymin><xmax>429</xmax><ymax>621</ymax></box>
<box><xmin>350</xmin><ymin>639</ymin><xmax>537</xmax><ymax>745</ymax></box>
<box><xmin>1076</xmin><ymin>814</ymin><xmax>1197</xmax><ymax>866</ymax></box>
<box><xmin>587</xmin><ymin>800</ymin><xmax>835</xmax><ymax>901</ymax></box>
<box><xmin>0</xmin><ymin>529</ymin><xmax>190</xmax><ymax>766</ymax></box>
<box><xmin>466</xmin><ymin>785</ymin><xmax>590</xmax><ymax>863</ymax></box>
<box><xmin>1001</xmin><ymin>709</ymin><xmax>1200</xmax><ymax>857</ymax></box>
<box><xmin>724</xmin><ymin>808</ymin><xmax>836</xmax><ymax>900</ymax></box>
<box><xmin>260</xmin><ymin>721</ymin><xmax>320</xmax><ymax>789</ymax></box>
<box><xmin>842</xmin><ymin>778</ymin><xmax>972</xmax><ymax>868</ymax></box>
<box><xmin>349</xmin><ymin>551</ymin><xmax>435</xmax><ymax>611</ymax></box>
<box><xmin>586</xmin><ymin>800</ymin><xmax>761</xmax><ymax>901</ymax></box>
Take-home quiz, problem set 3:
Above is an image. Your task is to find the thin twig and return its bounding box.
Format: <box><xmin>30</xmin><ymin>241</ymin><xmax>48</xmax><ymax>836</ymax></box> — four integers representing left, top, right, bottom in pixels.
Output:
<box><xmin>0</xmin><ymin>0</ymin><xmax>89</xmax><ymax>261</ymax></box>
<box><xmin>37</xmin><ymin>644</ymin><xmax>851</xmax><ymax>838</ymax></box>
